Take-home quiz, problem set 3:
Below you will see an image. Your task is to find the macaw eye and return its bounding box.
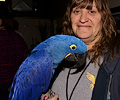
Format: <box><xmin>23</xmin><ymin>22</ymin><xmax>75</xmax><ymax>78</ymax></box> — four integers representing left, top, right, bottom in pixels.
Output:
<box><xmin>70</xmin><ymin>44</ymin><xmax>77</xmax><ymax>50</ymax></box>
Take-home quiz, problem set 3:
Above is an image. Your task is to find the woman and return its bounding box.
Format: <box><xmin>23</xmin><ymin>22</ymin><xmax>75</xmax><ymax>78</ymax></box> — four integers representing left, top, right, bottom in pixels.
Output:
<box><xmin>42</xmin><ymin>0</ymin><xmax>120</xmax><ymax>99</ymax></box>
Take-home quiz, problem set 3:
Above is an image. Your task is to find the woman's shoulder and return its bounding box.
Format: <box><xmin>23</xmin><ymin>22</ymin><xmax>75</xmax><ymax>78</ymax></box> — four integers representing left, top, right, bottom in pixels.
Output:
<box><xmin>103</xmin><ymin>43</ymin><xmax>120</xmax><ymax>74</ymax></box>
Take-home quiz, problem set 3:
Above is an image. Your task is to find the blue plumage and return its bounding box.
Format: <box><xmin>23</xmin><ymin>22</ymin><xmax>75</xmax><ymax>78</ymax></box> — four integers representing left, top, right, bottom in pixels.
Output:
<box><xmin>9</xmin><ymin>35</ymin><xmax>87</xmax><ymax>100</ymax></box>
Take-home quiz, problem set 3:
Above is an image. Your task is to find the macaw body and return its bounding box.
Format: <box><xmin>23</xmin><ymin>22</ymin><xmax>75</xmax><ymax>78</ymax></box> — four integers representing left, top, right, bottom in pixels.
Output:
<box><xmin>9</xmin><ymin>35</ymin><xmax>87</xmax><ymax>100</ymax></box>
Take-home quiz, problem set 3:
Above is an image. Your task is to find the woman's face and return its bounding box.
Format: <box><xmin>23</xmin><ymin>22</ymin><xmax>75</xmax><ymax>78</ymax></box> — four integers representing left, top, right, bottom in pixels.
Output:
<box><xmin>71</xmin><ymin>2</ymin><xmax>102</xmax><ymax>48</ymax></box>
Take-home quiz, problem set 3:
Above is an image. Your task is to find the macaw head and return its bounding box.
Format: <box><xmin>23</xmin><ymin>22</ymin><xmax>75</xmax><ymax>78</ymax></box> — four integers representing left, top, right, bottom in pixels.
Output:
<box><xmin>45</xmin><ymin>35</ymin><xmax>87</xmax><ymax>67</ymax></box>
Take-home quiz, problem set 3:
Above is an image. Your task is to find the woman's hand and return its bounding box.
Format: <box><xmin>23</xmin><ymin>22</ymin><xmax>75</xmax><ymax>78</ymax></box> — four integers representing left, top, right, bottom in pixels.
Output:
<box><xmin>40</xmin><ymin>90</ymin><xmax>59</xmax><ymax>100</ymax></box>
<box><xmin>44</xmin><ymin>94</ymin><xmax>59</xmax><ymax>100</ymax></box>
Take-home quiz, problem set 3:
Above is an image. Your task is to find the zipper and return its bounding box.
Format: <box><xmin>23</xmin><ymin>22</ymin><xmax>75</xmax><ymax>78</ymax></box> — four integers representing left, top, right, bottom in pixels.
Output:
<box><xmin>107</xmin><ymin>74</ymin><xmax>113</xmax><ymax>100</ymax></box>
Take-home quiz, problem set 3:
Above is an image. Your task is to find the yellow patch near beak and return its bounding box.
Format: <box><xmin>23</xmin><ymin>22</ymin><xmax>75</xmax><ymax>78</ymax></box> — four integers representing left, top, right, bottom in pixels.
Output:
<box><xmin>65</xmin><ymin>53</ymin><xmax>71</xmax><ymax>58</ymax></box>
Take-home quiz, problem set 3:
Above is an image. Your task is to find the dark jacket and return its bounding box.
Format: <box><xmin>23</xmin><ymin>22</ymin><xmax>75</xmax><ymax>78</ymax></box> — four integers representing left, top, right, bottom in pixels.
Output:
<box><xmin>0</xmin><ymin>30</ymin><xmax>28</xmax><ymax>84</ymax></box>
<box><xmin>92</xmin><ymin>51</ymin><xmax>120</xmax><ymax>100</ymax></box>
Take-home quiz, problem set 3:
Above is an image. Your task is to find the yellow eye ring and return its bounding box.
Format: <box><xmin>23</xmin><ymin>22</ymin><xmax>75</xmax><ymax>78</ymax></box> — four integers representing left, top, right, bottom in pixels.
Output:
<box><xmin>70</xmin><ymin>44</ymin><xmax>77</xmax><ymax>50</ymax></box>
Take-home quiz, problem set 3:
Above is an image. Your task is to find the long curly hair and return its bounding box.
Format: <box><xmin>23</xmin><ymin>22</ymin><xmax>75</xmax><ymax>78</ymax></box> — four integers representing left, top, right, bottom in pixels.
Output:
<box><xmin>62</xmin><ymin>0</ymin><xmax>119</xmax><ymax>64</ymax></box>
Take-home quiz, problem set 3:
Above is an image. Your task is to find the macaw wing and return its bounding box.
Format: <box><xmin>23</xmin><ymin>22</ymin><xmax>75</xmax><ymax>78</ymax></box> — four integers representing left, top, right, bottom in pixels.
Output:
<box><xmin>9</xmin><ymin>49</ymin><xmax>54</xmax><ymax>100</ymax></box>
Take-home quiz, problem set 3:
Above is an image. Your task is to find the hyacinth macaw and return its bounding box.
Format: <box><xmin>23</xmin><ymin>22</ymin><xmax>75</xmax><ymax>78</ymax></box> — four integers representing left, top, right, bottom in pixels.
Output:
<box><xmin>9</xmin><ymin>35</ymin><xmax>87</xmax><ymax>100</ymax></box>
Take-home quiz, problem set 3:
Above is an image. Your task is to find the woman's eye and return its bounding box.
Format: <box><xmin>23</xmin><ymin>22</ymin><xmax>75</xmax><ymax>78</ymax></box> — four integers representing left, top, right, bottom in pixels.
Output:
<box><xmin>73</xmin><ymin>10</ymin><xmax>80</xmax><ymax>14</ymax></box>
<box><xmin>89</xmin><ymin>10</ymin><xmax>96</xmax><ymax>14</ymax></box>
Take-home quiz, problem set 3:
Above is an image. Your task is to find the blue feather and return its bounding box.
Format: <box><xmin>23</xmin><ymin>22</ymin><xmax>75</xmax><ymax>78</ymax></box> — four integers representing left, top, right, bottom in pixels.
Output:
<box><xmin>9</xmin><ymin>35</ymin><xmax>87</xmax><ymax>100</ymax></box>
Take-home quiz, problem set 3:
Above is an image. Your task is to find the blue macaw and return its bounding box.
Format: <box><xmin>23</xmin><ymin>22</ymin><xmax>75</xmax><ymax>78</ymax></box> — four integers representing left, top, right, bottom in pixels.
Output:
<box><xmin>9</xmin><ymin>35</ymin><xmax>87</xmax><ymax>100</ymax></box>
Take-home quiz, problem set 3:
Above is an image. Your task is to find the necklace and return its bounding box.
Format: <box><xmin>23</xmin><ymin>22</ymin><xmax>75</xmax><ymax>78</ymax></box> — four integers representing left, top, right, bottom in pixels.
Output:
<box><xmin>66</xmin><ymin>60</ymin><xmax>92</xmax><ymax>100</ymax></box>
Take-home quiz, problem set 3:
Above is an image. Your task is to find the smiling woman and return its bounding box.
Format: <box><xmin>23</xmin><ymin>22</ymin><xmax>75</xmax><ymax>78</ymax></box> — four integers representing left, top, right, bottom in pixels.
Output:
<box><xmin>70</xmin><ymin>1</ymin><xmax>102</xmax><ymax>49</ymax></box>
<box><xmin>40</xmin><ymin>0</ymin><xmax>120</xmax><ymax>100</ymax></box>
<box><xmin>63</xmin><ymin>0</ymin><xmax>117</xmax><ymax>61</ymax></box>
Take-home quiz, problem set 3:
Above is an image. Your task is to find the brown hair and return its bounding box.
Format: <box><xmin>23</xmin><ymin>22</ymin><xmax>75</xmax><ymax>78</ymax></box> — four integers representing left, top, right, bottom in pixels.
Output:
<box><xmin>62</xmin><ymin>0</ymin><xmax>119</xmax><ymax>64</ymax></box>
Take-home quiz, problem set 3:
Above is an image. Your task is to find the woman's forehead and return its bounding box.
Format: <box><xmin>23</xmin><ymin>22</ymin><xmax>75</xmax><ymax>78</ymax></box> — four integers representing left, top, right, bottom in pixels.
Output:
<box><xmin>73</xmin><ymin>1</ymin><xmax>97</xmax><ymax>10</ymax></box>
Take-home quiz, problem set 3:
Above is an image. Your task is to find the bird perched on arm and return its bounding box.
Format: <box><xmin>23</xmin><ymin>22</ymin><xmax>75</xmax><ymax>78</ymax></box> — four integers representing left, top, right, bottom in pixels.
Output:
<box><xmin>9</xmin><ymin>35</ymin><xmax>87</xmax><ymax>100</ymax></box>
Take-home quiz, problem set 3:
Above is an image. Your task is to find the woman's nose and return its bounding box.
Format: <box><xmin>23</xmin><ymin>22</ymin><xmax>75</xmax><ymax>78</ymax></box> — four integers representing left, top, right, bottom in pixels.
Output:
<box><xmin>79</xmin><ymin>12</ymin><xmax>89</xmax><ymax>23</ymax></box>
